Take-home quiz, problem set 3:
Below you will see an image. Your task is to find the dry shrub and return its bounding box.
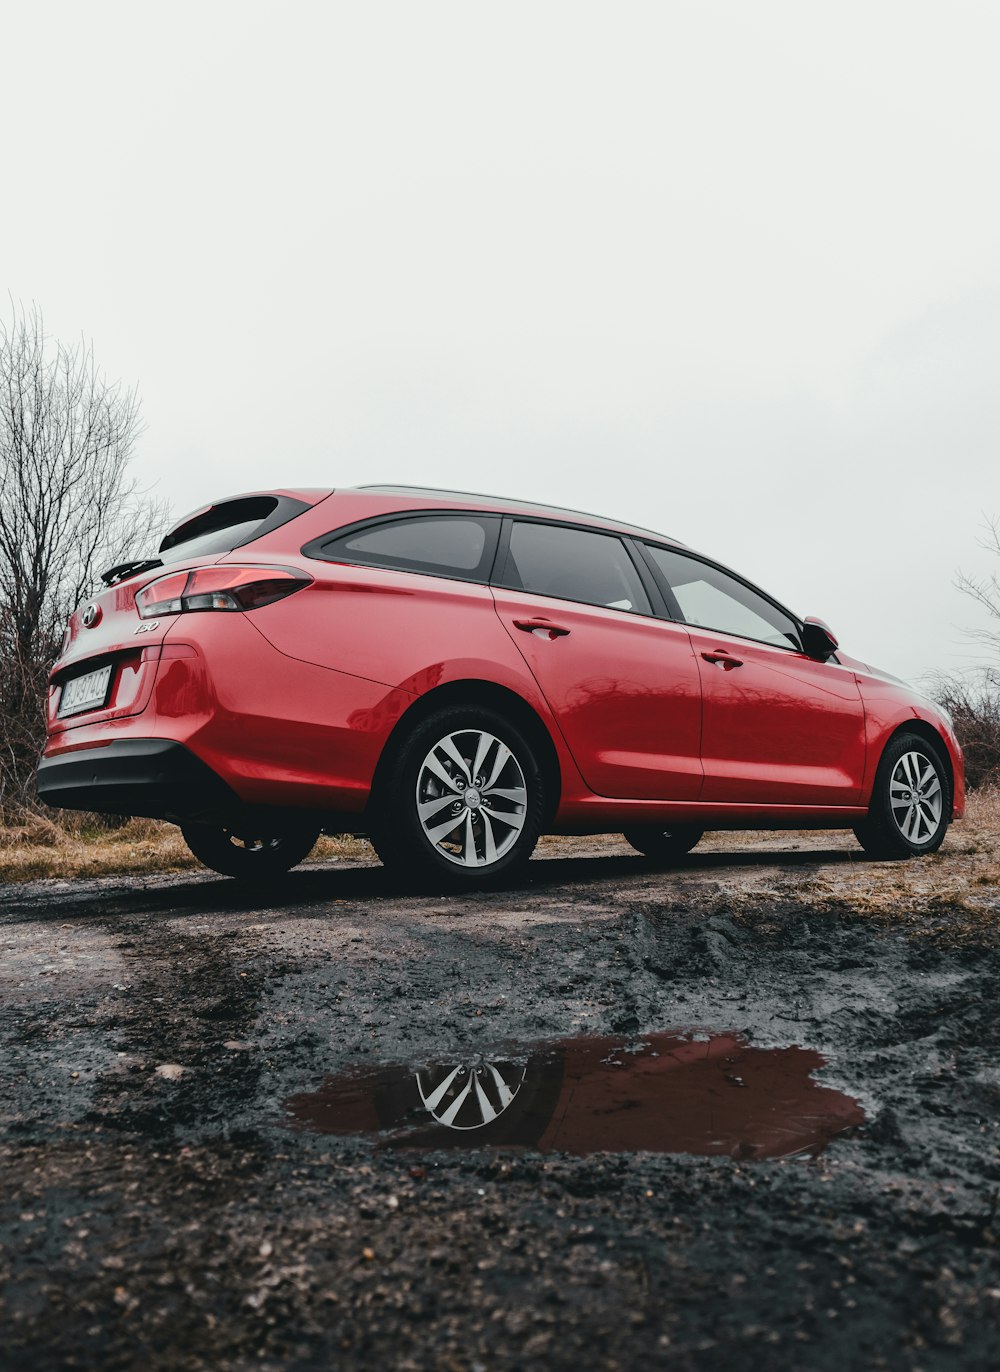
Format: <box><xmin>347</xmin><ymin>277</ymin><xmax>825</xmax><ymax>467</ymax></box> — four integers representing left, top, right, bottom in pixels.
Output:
<box><xmin>934</xmin><ymin>677</ymin><xmax>1000</xmax><ymax>790</ymax></box>
<box><xmin>55</xmin><ymin>810</ymin><xmax>144</xmax><ymax>840</ymax></box>
<box><xmin>0</xmin><ymin>814</ymin><xmax>62</xmax><ymax>849</ymax></box>
<box><xmin>0</xmin><ymin>817</ymin><xmax>199</xmax><ymax>882</ymax></box>
<box><xmin>968</xmin><ymin>782</ymin><xmax>1000</xmax><ymax>829</ymax></box>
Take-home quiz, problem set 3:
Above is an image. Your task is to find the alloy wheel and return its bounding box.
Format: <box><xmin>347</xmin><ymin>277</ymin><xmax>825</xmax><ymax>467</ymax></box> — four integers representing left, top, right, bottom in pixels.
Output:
<box><xmin>415</xmin><ymin>728</ymin><xmax>528</xmax><ymax>867</ymax></box>
<box><xmin>889</xmin><ymin>750</ymin><xmax>943</xmax><ymax>844</ymax></box>
<box><xmin>223</xmin><ymin>831</ymin><xmax>284</xmax><ymax>853</ymax></box>
<box><xmin>180</xmin><ymin>820</ymin><xmax>321</xmax><ymax>880</ymax></box>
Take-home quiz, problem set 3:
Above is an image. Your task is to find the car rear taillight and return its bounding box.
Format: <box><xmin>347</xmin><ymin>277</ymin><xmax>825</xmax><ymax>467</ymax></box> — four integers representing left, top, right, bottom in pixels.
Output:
<box><xmin>135</xmin><ymin>566</ymin><xmax>311</xmax><ymax>619</ymax></box>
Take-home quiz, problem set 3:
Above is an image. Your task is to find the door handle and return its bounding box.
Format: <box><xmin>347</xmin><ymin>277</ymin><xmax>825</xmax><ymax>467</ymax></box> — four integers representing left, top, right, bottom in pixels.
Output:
<box><xmin>701</xmin><ymin>650</ymin><xmax>743</xmax><ymax>670</ymax></box>
<box><xmin>513</xmin><ymin>619</ymin><xmax>571</xmax><ymax>639</ymax></box>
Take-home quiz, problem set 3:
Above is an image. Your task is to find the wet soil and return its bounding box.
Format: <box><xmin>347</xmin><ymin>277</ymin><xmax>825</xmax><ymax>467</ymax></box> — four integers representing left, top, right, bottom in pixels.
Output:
<box><xmin>2</xmin><ymin>834</ymin><xmax>999</xmax><ymax>1370</ymax></box>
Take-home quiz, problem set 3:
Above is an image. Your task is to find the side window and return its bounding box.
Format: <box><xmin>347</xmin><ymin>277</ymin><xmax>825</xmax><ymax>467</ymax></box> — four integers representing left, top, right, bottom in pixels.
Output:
<box><xmin>645</xmin><ymin>545</ymin><xmax>801</xmax><ymax>649</ymax></box>
<box><xmin>499</xmin><ymin>522</ymin><xmax>652</xmax><ymax>615</ymax></box>
<box><xmin>314</xmin><ymin>515</ymin><xmax>499</xmax><ymax>581</ymax></box>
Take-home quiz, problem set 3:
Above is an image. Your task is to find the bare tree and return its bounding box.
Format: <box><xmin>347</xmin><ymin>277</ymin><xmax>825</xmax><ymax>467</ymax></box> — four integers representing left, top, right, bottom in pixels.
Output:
<box><xmin>0</xmin><ymin>304</ymin><xmax>164</xmax><ymax>816</ymax></box>
<box><xmin>933</xmin><ymin>676</ymin><xmax>1000</xmax><ymax>790</ymax></box>
<box><xmin>934</xmin><ymin>519</ymin><xmax>1000</xmax><ymax>790</ymax></box>
<box><xmin>956</xmin><ymin>517</ymin><xmax>1000</xmax><ymax>668</ymax></box>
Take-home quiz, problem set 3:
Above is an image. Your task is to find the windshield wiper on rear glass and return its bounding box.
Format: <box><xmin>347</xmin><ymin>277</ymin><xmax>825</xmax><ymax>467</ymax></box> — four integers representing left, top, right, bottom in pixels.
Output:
<box><xmin>100</xmin><ymin>557</ymin><xmax>164</xmax><ymax>587</ymax></box>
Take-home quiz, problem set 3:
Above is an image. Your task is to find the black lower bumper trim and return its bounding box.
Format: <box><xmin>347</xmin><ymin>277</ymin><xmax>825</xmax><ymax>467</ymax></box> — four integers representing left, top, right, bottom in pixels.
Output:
<box><xmin>36</xmin><ymin>740</ymin><xmax>241</xmax><ymax>822</ymax></box>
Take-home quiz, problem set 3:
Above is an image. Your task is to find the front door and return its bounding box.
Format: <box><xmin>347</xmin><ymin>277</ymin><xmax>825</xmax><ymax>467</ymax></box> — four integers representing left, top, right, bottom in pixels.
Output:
<box><xmin>642</xmin><ymin>543</ymin><xmax>866</xmax><ymax>806</ymax></box>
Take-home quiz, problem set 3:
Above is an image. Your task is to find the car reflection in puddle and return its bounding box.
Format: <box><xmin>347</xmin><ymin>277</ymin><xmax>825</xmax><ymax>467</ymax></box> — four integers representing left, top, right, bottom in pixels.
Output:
<box><xmin>284</xmin><ymin>1030</ymin><xmax>865</xmax><ymax>1160</ymax></box>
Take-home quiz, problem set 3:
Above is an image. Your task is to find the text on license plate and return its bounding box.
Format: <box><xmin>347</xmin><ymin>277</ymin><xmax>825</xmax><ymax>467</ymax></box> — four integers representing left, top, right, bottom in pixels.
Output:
<box><xmin>58</xmin><ymin>664</ymin><xmax>113</xmax><ymax>717</ymax></box>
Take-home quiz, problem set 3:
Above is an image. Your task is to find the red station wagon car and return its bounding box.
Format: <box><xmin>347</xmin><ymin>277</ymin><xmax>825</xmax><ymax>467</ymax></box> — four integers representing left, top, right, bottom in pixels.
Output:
<box><xmin>36</xmin><ymin>485</ymin><xmax>965</xmax><ymax>885</ymax></box>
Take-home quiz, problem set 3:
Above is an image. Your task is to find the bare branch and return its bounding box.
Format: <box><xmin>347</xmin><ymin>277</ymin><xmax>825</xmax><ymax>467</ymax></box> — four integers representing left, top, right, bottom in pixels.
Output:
<box><xmin>939</xmin><ymin>515</ymin><xmax>1000</xmax><ymax>789</ymax></box>
<box><xmin>0</xmin><ymin>303</ymin><xmax>163</xmax><ymax>816</ymax></box>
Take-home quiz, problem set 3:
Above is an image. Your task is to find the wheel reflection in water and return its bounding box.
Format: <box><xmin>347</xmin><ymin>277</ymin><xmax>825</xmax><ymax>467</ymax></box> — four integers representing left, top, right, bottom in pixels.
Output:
<box><xmin>416</xmin><ymin>1060</ymin><xmax>527</xmax><ymax>1129</ymax></box>
<box><xmin>284</xmin><ymin>1030</ymin><xmax>866</xmax><ymax>1161</ymax></box>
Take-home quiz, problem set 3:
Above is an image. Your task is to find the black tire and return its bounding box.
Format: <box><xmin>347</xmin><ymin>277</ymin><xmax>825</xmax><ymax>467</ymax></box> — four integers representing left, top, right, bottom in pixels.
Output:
<box><xmin>368</xmin><ymin>705</ymin><xmax>545</xmax><ymax>888</ymax></box>
<box><xmin>853</xmin><ymin>732</ymin><xmax>950</xmax><ymax>860</ymax></box>
<box><xmin>180</xmin><ymin>820</ymin><xmax>321</xmax><ymax>880</ymax></box>
<box><xmin>622</xmin><ymin>825</ymin><xmax>704</xmax><ymax>862</ymax></box>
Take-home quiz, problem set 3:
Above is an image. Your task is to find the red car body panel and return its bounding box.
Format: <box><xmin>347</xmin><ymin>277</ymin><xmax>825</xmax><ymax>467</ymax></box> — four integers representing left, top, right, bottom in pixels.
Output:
<box><xmin>848</xmin><ymin>659</ymin><xmax>966</xmax><ymax>819</ymax></box>
<box><xmin>492</xmin><ymin>586</ymin><xmax>704</xmax><ymax>800</ymax></box>
<box><xmin>39</xmin><ymin>485</ymin><xmax>965</xmax><ymax>833</ymax></box>
<box><xmin>685</xmin><ymin>627</ymin><xmax>867</xmax><ymax>806</ymax></box>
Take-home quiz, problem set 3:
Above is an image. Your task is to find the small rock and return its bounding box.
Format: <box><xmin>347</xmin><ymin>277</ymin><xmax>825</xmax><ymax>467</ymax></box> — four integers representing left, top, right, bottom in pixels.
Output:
<box><xmin>362</xmin><ymin>1247</ymin><xmax>376</xmax><ymax>1261</ymax></box>
<box><xmin>154</xmin><ymin>1063</ymin><xmax>187</xmax><ymax>1080</ymax></box>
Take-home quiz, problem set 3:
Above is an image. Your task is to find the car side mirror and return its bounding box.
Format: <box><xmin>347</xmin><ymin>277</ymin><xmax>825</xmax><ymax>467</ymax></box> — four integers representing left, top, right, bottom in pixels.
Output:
<box><xmin>802</xmin><ymin>616</ymin><xmax>839</xmax><ymax>661</ymax></box>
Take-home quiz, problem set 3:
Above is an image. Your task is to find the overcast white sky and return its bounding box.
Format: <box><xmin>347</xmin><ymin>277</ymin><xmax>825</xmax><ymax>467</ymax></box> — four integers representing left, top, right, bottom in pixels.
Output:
<box><xmin>3</xmin><ymin>1</ymin><xmax>998</xmax><ymax>683</ymax></box>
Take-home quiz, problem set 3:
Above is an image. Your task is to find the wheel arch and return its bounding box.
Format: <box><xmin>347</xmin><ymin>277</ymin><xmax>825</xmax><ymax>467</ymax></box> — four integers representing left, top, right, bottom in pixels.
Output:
<box><xmin>879</xmin><ymin>720</ymin><xmax>955</xmax><ymax>815</ymax></box>
<box><xmin>366</xmin><ymin>679</ymin><xmax>563</xmax><ymax>825</ymax></box>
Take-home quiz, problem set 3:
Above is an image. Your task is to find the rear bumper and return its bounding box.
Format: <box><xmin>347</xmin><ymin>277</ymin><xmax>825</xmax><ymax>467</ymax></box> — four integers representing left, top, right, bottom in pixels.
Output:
<box><xmin>36</xmin><ymin>739</ymin><xmax>240</xmax><ymax>822</ymax></box>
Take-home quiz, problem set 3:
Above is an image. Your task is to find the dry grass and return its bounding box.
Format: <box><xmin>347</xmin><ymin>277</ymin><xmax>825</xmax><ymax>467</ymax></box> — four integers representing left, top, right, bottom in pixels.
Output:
<box><xmin>694</xmin><ymin>787</ymin><xmax>1000</xmax><ymax>928</ymax></box>
<box><xmin>0</xmin><ymin>791</ymin><xmax>997</xmax><ymax>896</ymax></box>
<box><xmin>0</xmin><ymin>816</ymin><xmax>371</xmax><ymax>884</ymax></box>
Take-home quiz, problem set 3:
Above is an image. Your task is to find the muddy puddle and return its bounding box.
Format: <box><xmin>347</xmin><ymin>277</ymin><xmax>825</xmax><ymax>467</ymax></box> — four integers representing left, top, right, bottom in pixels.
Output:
<box><xmin>284</xmin><ymin>1030</ymin><xmax>865</xmax><ymax>1160</ymax></box>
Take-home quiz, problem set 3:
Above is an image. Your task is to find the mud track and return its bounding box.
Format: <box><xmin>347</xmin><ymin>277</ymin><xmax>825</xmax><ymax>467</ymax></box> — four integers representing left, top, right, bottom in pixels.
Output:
<box><xmin>2</xmin><ymin>834</ymin><xmax>999</xmax><ymax>1370</ymax></box>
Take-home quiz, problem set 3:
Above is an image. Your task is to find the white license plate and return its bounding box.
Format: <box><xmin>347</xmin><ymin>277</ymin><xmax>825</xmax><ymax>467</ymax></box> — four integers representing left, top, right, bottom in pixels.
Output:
<box><xmin>58</xmin><ymin>664</ymin><xmax>113</xmax><ymax>718</ymax></box>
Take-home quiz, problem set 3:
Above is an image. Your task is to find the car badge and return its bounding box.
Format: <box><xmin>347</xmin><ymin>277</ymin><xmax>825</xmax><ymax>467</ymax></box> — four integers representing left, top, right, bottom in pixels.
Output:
<box><xmin>81</xmin><ymin>603</ymin><xmax>102</xmax><ymax>628</ymax></box>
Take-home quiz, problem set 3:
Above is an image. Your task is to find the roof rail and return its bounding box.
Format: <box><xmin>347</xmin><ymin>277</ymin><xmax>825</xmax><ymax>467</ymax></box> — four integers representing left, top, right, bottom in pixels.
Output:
<box><xmin>354</xmin><ymin>485</ymin><xmax>678</xmax><ymax>544</ymax></box>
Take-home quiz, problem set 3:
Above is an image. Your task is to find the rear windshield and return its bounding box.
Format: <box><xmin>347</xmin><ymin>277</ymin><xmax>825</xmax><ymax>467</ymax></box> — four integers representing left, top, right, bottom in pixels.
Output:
<box><xmin>158</xmin><ymin>495</ymin><xmax>309</xmax><ymax>564</ymax></box>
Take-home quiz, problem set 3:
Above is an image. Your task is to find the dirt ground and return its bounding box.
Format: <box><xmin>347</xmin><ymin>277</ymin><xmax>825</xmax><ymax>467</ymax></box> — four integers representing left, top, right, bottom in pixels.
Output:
<box><xmin>2</xmin><ymin>804</ymin><xmax>999</xmax><ymax>1370</ymax></box>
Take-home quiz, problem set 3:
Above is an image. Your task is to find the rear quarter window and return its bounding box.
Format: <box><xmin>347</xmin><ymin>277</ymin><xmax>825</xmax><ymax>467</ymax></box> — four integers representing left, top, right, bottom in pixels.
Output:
<box><xmin>306</xmin><ymin>514</ymin><xmax>500</xmax><ymax>582</ymax></box>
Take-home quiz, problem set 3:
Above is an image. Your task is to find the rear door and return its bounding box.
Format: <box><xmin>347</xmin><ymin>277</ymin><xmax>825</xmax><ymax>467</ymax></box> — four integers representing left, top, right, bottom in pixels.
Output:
<box><xmin>641</xmin><ymin>544</ymin><xmax>866</xmax><ymax>805</ymax></box>
<box><xmin>491</xmin><ymin>519</ymin><xmax>703</xmax><ymax>800</ymax></box>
